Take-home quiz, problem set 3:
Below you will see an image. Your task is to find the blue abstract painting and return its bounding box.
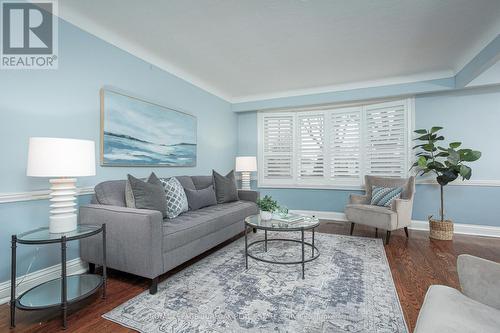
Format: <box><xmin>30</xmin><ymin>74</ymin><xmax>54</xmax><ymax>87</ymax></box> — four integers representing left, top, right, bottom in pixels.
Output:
<box><xmin>101</xmin><ymin>89</ymin><xmax>196</xmax><ymax>166</ymax></box>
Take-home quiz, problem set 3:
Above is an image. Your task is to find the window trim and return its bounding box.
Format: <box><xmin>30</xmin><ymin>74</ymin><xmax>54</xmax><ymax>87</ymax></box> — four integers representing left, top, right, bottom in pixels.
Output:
<box><xmin>257</xmin><ymin>97</ymin><xmax>415</xmax><ymax>189</ymax></box>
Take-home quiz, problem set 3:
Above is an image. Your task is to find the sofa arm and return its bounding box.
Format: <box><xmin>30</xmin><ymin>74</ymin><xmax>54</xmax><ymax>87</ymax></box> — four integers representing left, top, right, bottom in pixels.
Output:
<box><xmin>458</xmin><ymin>254</ymin><xmax>500</xmax><ymax>310</ymax></box>
<box><xmin>238</xmin><ymin>190</ymin><xmax>259</xmax><ymax>203</ymax></box>
<box><xmin>394</xmin><ymin>198</ymin><xmax>413</xmax><ymax>228</ymax></box>
<box><xmin>79</xmin><ymin>204</ymin><xmax>163</xmax><ymax>279</ymax></box>
<box><xmin>349</xmin><ymin>194</ymin><xmax>368</xmax><ymax>205</ymax></box>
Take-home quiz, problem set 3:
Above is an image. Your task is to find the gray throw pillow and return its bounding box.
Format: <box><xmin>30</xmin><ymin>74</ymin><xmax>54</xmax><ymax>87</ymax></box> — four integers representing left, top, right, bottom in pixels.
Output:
<box><xmin>125</xmin><ymin>173</ymin><xmax>157</xmax><ymax>208</ymax></box>
<box><xmin>184</xmin><ymin>185</ymin><xmax>217</xmax><ymax>210</ymax></box>
<box><xmin>127</xmin><ymin>173</ymin><xmax>167</xmax><ymax>218</ymax></box>
<box><xmin>212</xmin><ymin>170</ymin><xmax>239</xmax><ymax>204</ymax></box>
<box><xmin>159</xmin><ymin>177</ymin><xmax>189</xmax><ymax>218</ymax></box>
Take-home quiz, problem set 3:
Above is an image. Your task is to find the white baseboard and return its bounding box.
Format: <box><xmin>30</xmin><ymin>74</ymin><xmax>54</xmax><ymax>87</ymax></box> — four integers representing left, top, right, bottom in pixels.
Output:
<box><xmin>0</xmin><ymin>258</ymin><xmax>88</xmax><ymax>305</ymax></box>
<box><xmin>290</xmin><ymin>209</ymin><xmax>500</xmax><ymax>238</ymax></box>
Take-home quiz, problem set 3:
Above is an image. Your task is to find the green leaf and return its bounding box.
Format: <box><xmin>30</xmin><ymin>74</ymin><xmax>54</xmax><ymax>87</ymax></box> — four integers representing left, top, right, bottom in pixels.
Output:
<box><xmin>447</xmin><ymin>149</ymin><xmax>460</xmax><ymax>165</ymax></box>
<box><xmin>461</xmin><ymin>150</ymin><xmax>481</xmax><ymax>162</ymax></box>
<box><xmin>430</xmin><ymin>126</ymin><xmax>443</xmax><ymax>133</ymax></box>
<box><xmin>435</xmin><ymin>136</ymin><xmax>444</xmax><ymax>141</ymax></box>
<box><xmin>435</xmin><ymin>152</ymin><xmax>449</xmax><ymax>158</ymax></box>
<box><xmin>416</xmin><ymin>134</ymin><xmax>432</xmax><ymax>141</ymax></box>
<box><xmin>449</xmin><ymin>142</ymin><xmax>461</xmax><ymax>149</ymax></box>
<box><xmin>437</xmin><ymin>146</ymin><xmax>448</xmax><ymax>151</ymax></box>
<box><xmin>417</xmin><ymin>156</ymin><xmax>427</xmax><ymax>168</ymax></box>
<box><xmin>414</xmin><ymin>129</ymin><xmax>428</xmax><ymax>134</ymax></box>
<box><xmin>422</xmin><ymin>143</ymin><xmax>436</xmax><ymax>152</ymax></box>
<box><xmin>413</xmin><ymin>144</ymin><xmax>425</xmax><ymax>149</ymax></box>
<box><xmin>459</xmin><ymin>165</ymin><xmax>472</xmax><ymax>180</ymax></box>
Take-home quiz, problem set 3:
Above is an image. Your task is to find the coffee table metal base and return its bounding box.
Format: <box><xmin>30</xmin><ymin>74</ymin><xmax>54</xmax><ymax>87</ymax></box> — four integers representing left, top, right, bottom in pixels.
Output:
<box><xmin>244</xmin><ymin>226</ymin><xmax>320</xmax><ymax>279</ymax></box>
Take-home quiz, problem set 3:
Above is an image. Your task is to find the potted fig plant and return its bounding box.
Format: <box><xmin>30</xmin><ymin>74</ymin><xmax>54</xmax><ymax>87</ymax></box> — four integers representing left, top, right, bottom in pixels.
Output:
<box><xmin>412</xmin><ymin>127</ymin><xmax>481</xmax><ymax>240</ymax></box>
<box><xmin>256</xmin><ymin>195</ymin><xmax>279</xmax><ymax>220</ymax></box>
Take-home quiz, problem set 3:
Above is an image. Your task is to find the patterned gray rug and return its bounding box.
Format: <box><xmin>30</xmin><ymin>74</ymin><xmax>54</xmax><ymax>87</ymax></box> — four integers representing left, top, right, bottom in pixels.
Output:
<box><xmin>104</xmin><ymin>231</ymin><xmax>408</xmax><ymax>332</ymax></box>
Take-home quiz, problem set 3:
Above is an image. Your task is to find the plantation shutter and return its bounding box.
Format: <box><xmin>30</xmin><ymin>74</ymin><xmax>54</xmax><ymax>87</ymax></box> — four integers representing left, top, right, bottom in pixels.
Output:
<box><xmin>261</xmin><ymin>114</ymin><xmax>295</xmax><ymax>180</ymax></box>
<box><xmin>329</xmin><ymin>107</ymin><xmax>362</xmax><ymax>184</ymax></box>
<box><xmin>297</xmin><ymin>113</ymin><xmax>325</xmax><ymax>180</ymax></box>
<box><xmin>364</xmin><ymin>101</ymin><xmax>408</xmax><ymax>177</ymax></box>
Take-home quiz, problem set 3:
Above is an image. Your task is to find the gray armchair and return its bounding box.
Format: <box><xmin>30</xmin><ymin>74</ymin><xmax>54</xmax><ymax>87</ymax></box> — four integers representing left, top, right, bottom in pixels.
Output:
<box><xmin>414</xmin><ymin>254</ymin><xmax>500</xmax><ymax>332</ymax></box>
<box><xmin>344</xmin><ymin>175</ymin><xmax>415</xmax><ymax>244</ymax></box>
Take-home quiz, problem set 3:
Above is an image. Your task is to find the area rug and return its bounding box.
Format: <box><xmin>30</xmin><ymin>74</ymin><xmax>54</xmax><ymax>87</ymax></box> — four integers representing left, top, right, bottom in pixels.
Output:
<box><xmin>103</xmin><ymin>231</ymin><xmax>408</xmax><ymax>332</ymax></box>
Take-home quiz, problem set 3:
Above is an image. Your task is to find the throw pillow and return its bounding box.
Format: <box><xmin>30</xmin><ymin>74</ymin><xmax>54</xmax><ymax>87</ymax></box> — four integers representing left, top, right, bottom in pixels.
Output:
<box><xmin>184</xmin><ymin>185</ymin><xmax>217</xmax><ymax>210</ymax></box>
<box><xmin>127</xmin><ymin>173</ymin><xmax>168</xmax><ymax>217</ymax></box>
<box><xmin>212</xmin><ymin>170</ymin><xmax>239</xmax><ymax>204</ymax></box>
<box><xmin>125</xmin><ymin>173</ymin><xmax>157</xmax><ymax>208</ymax></box>
<box><xmin>370</xmin><ymin>186</ymin><xmax>403</xmax><ymax>208</ymax></box>
<box><xmin>159</xmin><ymin>177</ymin><xmax>189</xmax><ymax>218</ymax></box>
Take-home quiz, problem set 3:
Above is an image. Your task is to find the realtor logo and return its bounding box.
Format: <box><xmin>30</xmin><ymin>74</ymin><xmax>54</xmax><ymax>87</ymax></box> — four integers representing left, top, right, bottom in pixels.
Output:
<box><xmin>1</xmin><ymin>0</ymin><xmax>58</xmax><ymax>69</ymax></box>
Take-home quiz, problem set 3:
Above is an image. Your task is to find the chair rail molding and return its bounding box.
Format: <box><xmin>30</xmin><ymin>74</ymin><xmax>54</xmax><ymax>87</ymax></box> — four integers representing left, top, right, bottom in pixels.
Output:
<box><xmin>0</xmin><ymin>187</ymin><xmax>95</xmax><ymax>204</ymax></box>
<box><xmin>290</xmin><ymin>209</ymin><xmax>500</xmax><ymax>238</ymax></box>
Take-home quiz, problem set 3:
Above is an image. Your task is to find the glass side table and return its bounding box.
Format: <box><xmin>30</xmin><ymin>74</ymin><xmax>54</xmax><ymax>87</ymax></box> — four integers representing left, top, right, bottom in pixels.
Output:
<box><xmin>10</xmin><ymin>224</ymin><xmax>106</xmax><ymax>330</ymax></box>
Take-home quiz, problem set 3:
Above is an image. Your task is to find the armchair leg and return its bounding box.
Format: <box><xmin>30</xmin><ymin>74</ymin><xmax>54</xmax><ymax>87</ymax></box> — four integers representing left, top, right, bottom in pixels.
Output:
<box><xmin>350</xmin><ymin>223</ymin><xmax>355</xmax><ymax>236</ymax></box>
<box><xmin>386</xmin><ymin>231</ymin><xmax>391</xmax><ymax>245</ymax></box>
<box><xmin>88</xmin><ymin>263</ymin><xmax>95</xmax><ymax>274</ymax></box>
<box><xmin>149</xmin><ymin>277</ymin><xmax>159</xmax><ymax>295</ymax></box>
<box><xmin>375</xmin><ymin>228</ymin><xmax>378</xmax><ymax>237</ymax></box>
<box><xmin>404</xmin><ymin>227</ymin><xmax>409</xmax><ymax>238</ymax></box>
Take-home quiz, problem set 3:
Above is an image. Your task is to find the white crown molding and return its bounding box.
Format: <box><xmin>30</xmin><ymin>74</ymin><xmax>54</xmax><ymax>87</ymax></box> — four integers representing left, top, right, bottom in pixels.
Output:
<box><xmin>0</xmin><ymin>258</ymin><xmax>88</xmax><ymax>305</ymax></box>
<box><xmin>230</xmin><ymin>70</ymin><xmax>454</xmax><ymax>104</ymax></box>
<box><xmin>56</xmin><ymin>5</ymin><xmax>232</xmax><ymax>102</ymax></box>
<box><xmin>0</xmin><ymin>187</ymin><xmax>94</xmax><ymax>204</ymax></box>
<box><xmin>289</xmin><ymin>210</ymin><xmax>500</xmax><ymax>238</ymax></box>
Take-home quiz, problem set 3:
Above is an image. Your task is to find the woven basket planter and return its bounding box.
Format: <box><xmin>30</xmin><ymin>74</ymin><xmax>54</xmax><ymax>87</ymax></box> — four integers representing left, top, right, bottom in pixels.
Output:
<box><xmin>429</xmin><ymin>219</ymin><xmax>454</xmax><ymax>240</ymax></box>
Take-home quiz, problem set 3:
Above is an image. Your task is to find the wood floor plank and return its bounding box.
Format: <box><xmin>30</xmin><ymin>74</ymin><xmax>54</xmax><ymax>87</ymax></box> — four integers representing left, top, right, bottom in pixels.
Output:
<box><xmin>1</xmin><ymin>221</ymin><xmax>499</xmax><ymax>333</ymax></box>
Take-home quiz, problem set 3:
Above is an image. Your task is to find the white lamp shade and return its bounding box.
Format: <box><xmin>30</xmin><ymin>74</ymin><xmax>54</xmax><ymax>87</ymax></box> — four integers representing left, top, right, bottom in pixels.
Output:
<box><xmin>235</xmin><ymin>156</ymin><xmax>257</xmax><ymax>172</ymax></box>
<box><xmin>27</xmin><ymin>137</ymin><xmax>96</xmax><ymax>177</ymax></box>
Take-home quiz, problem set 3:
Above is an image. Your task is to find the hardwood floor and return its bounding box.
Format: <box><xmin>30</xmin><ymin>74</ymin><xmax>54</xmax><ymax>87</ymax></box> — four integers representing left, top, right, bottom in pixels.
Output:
<box><xmin>1</xmin><ymin>221</ymin><xmax>499</xmax><ymax>333</ymax></box>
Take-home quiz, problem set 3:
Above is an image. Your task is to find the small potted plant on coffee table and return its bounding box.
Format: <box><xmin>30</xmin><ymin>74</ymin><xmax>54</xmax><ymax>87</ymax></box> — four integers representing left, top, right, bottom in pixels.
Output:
<box><xmin>412</xmin><ymin>127</ymin><xmax>481</xmax><ymax>240</ymax></box>
<box><xmin>256</xmin><ymin>195</ymin><xmax>278</xmax><ymax>220</ymax></box>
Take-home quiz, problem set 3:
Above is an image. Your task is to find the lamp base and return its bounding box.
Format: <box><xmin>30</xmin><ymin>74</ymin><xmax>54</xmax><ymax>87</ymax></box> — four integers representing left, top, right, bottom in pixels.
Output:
<box><xmin>49</xmin><ymin>178</ymin><xmax>78</xmax><ymax>233</ymax></box>
<box><xmin>240</xmin><ymin>172</ymin><xmax>251</xmax><ymax>190</ymax></box>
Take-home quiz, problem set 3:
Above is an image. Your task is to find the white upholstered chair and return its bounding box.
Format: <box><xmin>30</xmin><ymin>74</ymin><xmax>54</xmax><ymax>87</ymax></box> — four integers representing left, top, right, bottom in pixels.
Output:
<box><xmin>344</xmin><ymin>175</ymin><xmax>415</xmax><ymax>244</ymax></box>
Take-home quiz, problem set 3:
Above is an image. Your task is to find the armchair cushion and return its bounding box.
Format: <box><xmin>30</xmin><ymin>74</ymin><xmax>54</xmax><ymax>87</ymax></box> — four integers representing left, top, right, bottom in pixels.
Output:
<box><xmin>344</xmin><ymin>204</ymin><xmax>397</xmax><ymax>230</ymax></box>
<box><xmin>370</xmin><ymin>186</ymin><xmax>403</xmax><ymax>207</ymax></box>
<box><xmin>414</xmin><ymin>285</ymin><xmax>500</xmax><ymax>333</ymax></box>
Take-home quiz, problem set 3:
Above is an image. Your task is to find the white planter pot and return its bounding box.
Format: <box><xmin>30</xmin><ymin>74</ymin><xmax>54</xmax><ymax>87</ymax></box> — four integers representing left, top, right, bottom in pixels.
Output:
<box><xmin>260</xmin><ymin>211</ymin><xmax>273</xmax><ymax>220</ymax></box>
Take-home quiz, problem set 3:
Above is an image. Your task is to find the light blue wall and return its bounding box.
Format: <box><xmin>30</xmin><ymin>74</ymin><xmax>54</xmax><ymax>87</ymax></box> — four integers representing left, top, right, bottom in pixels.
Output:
<box><xmin>237</xmin><ymin>86</ymin><xmax>500</xmax><ymax>227</ymax></box>
<box><xmin>0</xmin><ymin>18</ymin><xmax>236</xmax><ymax>282</ymax></box>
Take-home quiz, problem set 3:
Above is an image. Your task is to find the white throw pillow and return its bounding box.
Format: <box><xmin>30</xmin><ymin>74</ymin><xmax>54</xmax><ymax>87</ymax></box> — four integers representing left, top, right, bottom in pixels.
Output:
<box><xmin>160</xmin><ymin>177</ymin><xmax>189</xmax><ymax>219</ymax></box>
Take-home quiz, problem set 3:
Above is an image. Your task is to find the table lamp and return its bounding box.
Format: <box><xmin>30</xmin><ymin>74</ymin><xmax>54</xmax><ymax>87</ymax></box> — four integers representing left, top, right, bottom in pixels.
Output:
<box><xmin>235</xmin><ymin>156</ymin><xmax>257</xmax><ymax>190</ymax></box>
<box><xmin>27</xmin><ymin>137</ymin><xmax>96</xmax><ymax>233</ymax></box>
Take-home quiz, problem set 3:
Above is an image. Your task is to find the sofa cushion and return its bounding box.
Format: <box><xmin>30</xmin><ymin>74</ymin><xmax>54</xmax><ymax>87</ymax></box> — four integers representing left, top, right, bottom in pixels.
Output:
<box><xmin>94</xmin><ymin>180</ymin><xmax>126</xmax><ymax>207</ymax></box>
<box><xmin>127</xmin><ymin>173</ymin><xmax>168</xmax><ymax>218</ymax></box>
<box><xmin>191</xmin><ymin>175</ymin><xmax>213</xmax><ymax>190</ymax></box>
<box><xmin>160</xmin><ymin>177</ymin><xmax>189</xmax><ymax>219</ymax></box>
<box><xmin>184</xmin><ymin>185</ymin><xmax>217</xmax><ymax>210</ymax></box>
<box><xmin>162</xmin><ymin>201</ymin><xmax>258</xmax><ymax>251</ymax></box>
<box><xmin>345</xmin><ymin>204</ymin><xmax>397</xmax><ymax>230</ymax></box>
<box><xmin>213</xmin><ymin>170</ymin><xmax>239</xmax><ymax>204</ymax></box>
<box><xmin>414</xmin><ymin>285</ymin><xmax>500</xmax><ymax>333</ymax></box>
<box><xmin>175</xmin><ymin>176</ymin><xmax>196</xmax><ymax>191</ymax></box>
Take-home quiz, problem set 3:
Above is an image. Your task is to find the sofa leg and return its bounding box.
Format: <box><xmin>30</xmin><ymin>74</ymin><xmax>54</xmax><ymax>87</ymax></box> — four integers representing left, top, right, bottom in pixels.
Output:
<box><xmin>350</xmin><ymin>223</ymin><xmax>355</xmax><ymax>236</ymax></box>
<box><xmin>404</xmin><ymin>227</ymin><xmax>409</xmax><ymax>238</ymax></box>
<box><xmin>386</xmin><ymin>231</ymin><xmax>391</xmax><ymax>245</ymax></box>
<box><xmin>375</xmin><ymin>228</ymin><xmax>378</xmax><ymax>237</ymax></box>
<box><xmin>149</xmin><ymin>277</ymin><xmax>159</xmax><ymax>295</ymax></box>
<box><xmin>253</xmin><ymin>228</ymin><xmax>257</xmax><ymax>233</ymax></box>
<box><xmin>88</xmin><ymin>263</ymin><xmax>95</xmax><ymax>274</ymax></box>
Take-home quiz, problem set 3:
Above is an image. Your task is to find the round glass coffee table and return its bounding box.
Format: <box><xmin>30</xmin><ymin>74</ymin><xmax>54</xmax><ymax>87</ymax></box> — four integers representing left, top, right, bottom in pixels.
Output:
<box><xmin>244</xmin><ymin>214</ymin><xmax>320</xmax><ymax>279</ymax></box>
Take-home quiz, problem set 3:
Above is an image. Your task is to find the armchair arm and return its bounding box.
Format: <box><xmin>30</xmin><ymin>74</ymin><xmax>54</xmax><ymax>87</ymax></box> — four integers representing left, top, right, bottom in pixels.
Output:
<box><xmin>393</xmin><ymin>198</ymin><xmax>413</xmax><ymax>228</ymax></box>
<box><xmin>238</xmin><ymin>190</ymin><xmax>259</xmax><ymax>203</ymax></box>
<box><xmin>79</xmin><ymin>204</ymin><xmax>163</xmax><ymax>279</ymax></box>
<box><xmin>457</xmin><ymin>254</ymin><xmax>500</xmax><ymax>310</ymax></box>
<box><xmin>349</xmin><ymin>194</ymin><xmax>369</xmax><ymax>205</ymax></box>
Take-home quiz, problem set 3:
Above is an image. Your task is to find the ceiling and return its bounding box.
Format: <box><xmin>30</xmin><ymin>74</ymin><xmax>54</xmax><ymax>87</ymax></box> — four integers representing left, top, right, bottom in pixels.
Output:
<box><xmin>59</xmin><ymin>0</ymin><xmax>500</xmax><ymax>102</ymax></box>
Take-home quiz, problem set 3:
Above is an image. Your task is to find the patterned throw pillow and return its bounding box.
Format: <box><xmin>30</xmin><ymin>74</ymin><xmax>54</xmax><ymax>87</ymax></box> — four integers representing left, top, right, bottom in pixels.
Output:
<box><xmin>160</xmin><ymin>177</ymin><xmax>189</xmax><ymax>219</ymax></box>
<box><xmin>370</xmin><ymin>186</ymin><xmax>403</xmax><ymax>208</ymax></box>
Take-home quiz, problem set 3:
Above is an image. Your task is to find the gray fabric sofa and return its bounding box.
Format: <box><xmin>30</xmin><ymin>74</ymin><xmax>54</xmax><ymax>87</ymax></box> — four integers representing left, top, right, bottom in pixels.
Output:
<box><xmin>79</xmin><ymin>175</ymin><xmax>259</xmax><ymax>294</ymax></box>
<box><xmin>414</xmin><ymin>254</ymin><xmax>500</xmax><ymax>332</ymax></box>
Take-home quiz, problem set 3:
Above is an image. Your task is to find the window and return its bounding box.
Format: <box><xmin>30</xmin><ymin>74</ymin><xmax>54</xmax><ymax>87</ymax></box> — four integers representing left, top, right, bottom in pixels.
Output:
<box><xmin>257</xmin><ymin>98</ymin><xmax>414</xmax><ymax>188</ymax></box>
